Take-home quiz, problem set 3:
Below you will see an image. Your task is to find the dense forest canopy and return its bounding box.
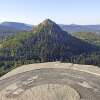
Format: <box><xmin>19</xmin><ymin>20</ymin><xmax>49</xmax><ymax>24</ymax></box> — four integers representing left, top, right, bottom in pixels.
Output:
<box><xmin>72</xmin><ymin>32</ymin><xmax>100</xmax><ymax>46</ymax></box>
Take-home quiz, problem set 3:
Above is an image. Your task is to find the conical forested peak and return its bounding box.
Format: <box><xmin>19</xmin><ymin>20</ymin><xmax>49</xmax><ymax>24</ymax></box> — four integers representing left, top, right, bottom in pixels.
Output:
<box><xmin>43</xmin><ymin>18</ymin><xmax>53</xmax><ymax>23</ymax></box>
<box><xmin>42</xmin><ymin>19</ymin><xmax>56</xmax><ymax>26</ymax></box>
<box><xmin>34</xmin><ymin>19</ymin><xmax>63</xmax><ymax>34</ymax></box>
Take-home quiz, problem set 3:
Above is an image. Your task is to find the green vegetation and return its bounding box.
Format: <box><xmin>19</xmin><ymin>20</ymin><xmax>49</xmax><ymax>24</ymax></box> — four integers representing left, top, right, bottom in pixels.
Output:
<box><xmin>72</xmin><ymin>32</ymin><xmax>100</xmax><ymax>46</ymax></box>
<box><xmin>0</xmin><ymin>19</ymin><xmax>100</xmax><ymax>76</ymax></box>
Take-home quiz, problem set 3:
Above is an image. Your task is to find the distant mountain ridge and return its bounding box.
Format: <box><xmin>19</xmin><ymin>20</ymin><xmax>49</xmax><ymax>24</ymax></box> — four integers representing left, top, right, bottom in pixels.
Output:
<box><xmin>1</xmin><ymin>22</ymin><xmax>32</xmax><ymax>31</ymax></box>
<box><xmin>60</xmin><ymin>24</ymin><xmax>100</xmax><ymax>33</ymax></box>
<box><xmin>1</xmin><ymin>21</ymin><xmax>100</xmax><ymax>33</ymax></box>
<box><xmin>0</xmin><ymin>22</ymin><xmax>33</xmax><ymax>42</ymax></box>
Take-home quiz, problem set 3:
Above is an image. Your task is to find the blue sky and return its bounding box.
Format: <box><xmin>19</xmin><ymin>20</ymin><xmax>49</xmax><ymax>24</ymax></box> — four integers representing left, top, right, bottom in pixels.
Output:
<box><xmin>0</xmin><ymin>0</ymin><xmax>100</xmax><ymax>25</ymax></box>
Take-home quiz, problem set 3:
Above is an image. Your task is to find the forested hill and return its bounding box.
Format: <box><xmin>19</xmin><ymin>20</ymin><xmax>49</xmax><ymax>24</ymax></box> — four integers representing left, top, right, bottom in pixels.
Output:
<box><xmin>0</xmin><ymin>22</ymin><xmax>32</xmax><ymax>42</ymax></box>
<box><xmin>72</xmin><ymin>32</ymin><xmax>100</xmax><ymax>46</ymax></box>
<box><xmin>0</xmin><ymin>19</ymin><xmax>100</xmax><ymax>76</ymax></box>
<box><xmin>0</xmin><ymin>19</ymin><xmax>98</xmax><ymax>59</ymax></box>
<box><xmin>1</xmin><ymin>22</ymin><xmax>32</xmax><ymax>31</ymax></box>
